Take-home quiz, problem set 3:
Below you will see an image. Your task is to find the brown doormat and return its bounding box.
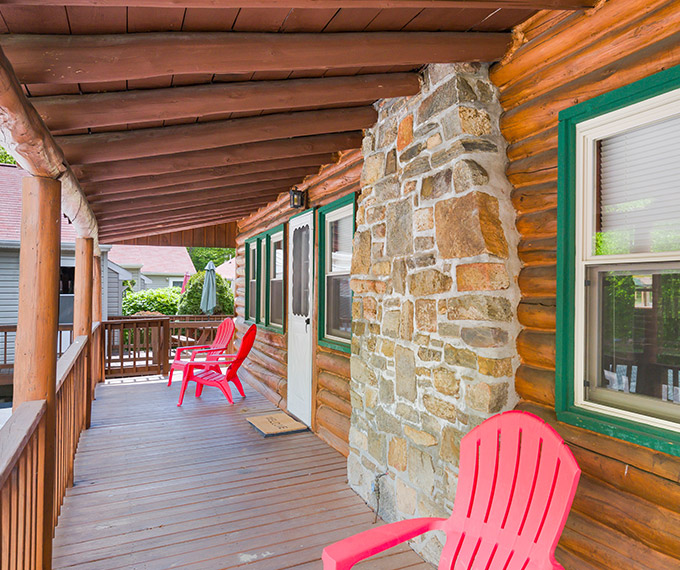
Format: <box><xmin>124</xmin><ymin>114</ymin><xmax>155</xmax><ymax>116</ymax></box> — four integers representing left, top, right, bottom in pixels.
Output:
<box><xmin>246</xmin><ymin>412</ymin><xmax>309</xmax><ymax>437</ymax></box>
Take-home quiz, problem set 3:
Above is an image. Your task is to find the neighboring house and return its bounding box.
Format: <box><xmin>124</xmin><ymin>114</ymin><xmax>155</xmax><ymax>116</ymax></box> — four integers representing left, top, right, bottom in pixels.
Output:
<box><xmin>107</xmin><ymin>244</ymin><xmax>196</xmax><ymax>291</ymax></box>
<box><xmin>215</xmin><ymin>257</ymin><xmax>235</xmax><ymax>289</ymax></box>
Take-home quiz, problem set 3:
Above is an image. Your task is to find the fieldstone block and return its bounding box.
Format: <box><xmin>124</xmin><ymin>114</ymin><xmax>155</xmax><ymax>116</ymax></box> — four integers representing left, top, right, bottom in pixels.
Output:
<box><xmin>351</xmin><ymin>230</ymin><xmax>371</xmax><ymax>275</ymax></box>
<box><xmin>431</xmin><ymin>139</ymin><xmax>497</xmax><ymax>169</ymax></box>
<box><xmin>414</xmin><ymin>208</ymin><xmax>434</xmax><ymax>232</ymax></box>
<box><xmin>427</xmin><ymin>133</ymin><xmax>443</xmax><ymax>149</ymax></box>
<box><xmin>403</xmin><ymin>156</ymin><xmax>431</xmax><ymax>178</ymax></box>
<box><xmin>407</xmin><ymin>269</ymin><xmax>453</xmax><ymax>296</ymax></box>
<box><xmin>418</xmin><ymin>347</ymin><xmax>441</xmax><ymax>361</ymax></box>
<box><xmin>465</xmin><ymin>381</ymin><xmax>509</xmax><ymax>413</ymax></box>
<box><xmin>378</xmin><ymin>117</ymin><xmax>398</xmax><ymax>148</ymax></box>
<box><xmin>452</xmin><ymin>160</ymin><xmax>489</xmax><ymax>193</ymax></box>
<box><xmin>368</xmin><ymin>429</ymin><xmax>386</xmax><ymax>463</ymax></box>
<box><xmin>376</xmin><ymin>407</ymin><xmax>403</xmax><ymax>435</ymax></box>
<box><xmin>440</xmin><ymin>426</ymin><xmax>465</xmax><ymax>465</ymax></box>
<box><xmin>392</xmin><ymin>259</ymin><xmax>407</xmax><ymax>294</ymax></box>
<box><xmin>447</xmin><ymin>295</ymin><xmax>513</xmax><ymax>322</ymax></box>
<box><xmin>366</xmin><ymin>204</ymin><xmax>385</xmax><ymax>224</ymax></box>
<box><xmin>456</xmin><ymin>262</ymin><xmax>509</xmax><ymax>290</ymax></box>
<box><xmin>404</xmin><ymin>425</ymin><xmax>437</xmax><ymax>448</ymax></box>
<box><xmin>400</xmin><ymin>300</ymin><xmax>414</xmax><ymax>341</ymax></box>
<box><xmin>365</xmin><ymin>387</ymin><xmax>378</xmax><ymax>408</ymax></box>
<box><xmin>379</xmin><ymin>378</ymin><xmax>395</xmax><ymax>404</ymax></box>
<box><xmin>415</xmin><ymin>299</ymin><xmax>437</xmax><ymax>332</ymax></box>
<box><xmin>443</xmin><ymin>344</ymin><xmax>477</xmax><ymax>369</ymax></box>
<box><xmin>458</xmin><ymin>107</ymin><xmax>492</xmax><ymax>136</ymax></box>
<box><xmin>362</xmin><ymin>152</ymin><xmax>384</xmax><ymax>186</ymax></box>
<box><xmin>386</xmin><ymin>199</ymin><xmax>413</xmax><ymax>256</ymax></box>
<box><xmin>408</xmin><ymin>447</ymin><xmax>436</xmax><ymax>494</ymax></box>
<box><xmin>396</xmin><ymin>403</ymin><xmax>420</xmax><ymax>423</ymax></box>
<box><xmin>415</xmin><ymin>236</ymin><xmax>435</xmax><ymax>251</ymax></box>
<box><xmin>351</xmin><ymin>356</ymin><xmax>377</xmax><ymax>386</ymax></box>
<box><xmin>400</xmin><ymin>142</ymin><xmax>426</xmax><ymax>163</ymax></box>
<box><xmin>374</xmin><ymin>176</ymin><xmax>400</xmax><ymax>201</ymax></box>
<box><xmin>461</xmin><ymin>326</ymin><xmax>509</xmax><ymax>348</ymax></box>
<box><xmin>381</xmin><ymin>339</ymin><xmax>395</xmax><ymax>358</ymax></box>
<box><xmin>435</xmin><ymin>192</ymin><xmax>508</xmax><ymax>259</ymax></box>
<box><xmin>372</xmin><ymin>223</ymin><xmax>386</xmax><ymax>239</ymax></box>
<box><xmin>349</xmin><ymin>426</ymin><xmax>368</xmax><ymax>452</ymax></box>
<box><xmin>396</xmin><ymin>478</ymin><xmax>417</xmax><ymax>515</ymax></box>
<box><xmin>421</xmin><ymin>168</ymin><xmax>452</xmax><ymax>201</ymax></box>
<box><xmin>395</xmin><ymin>344</ymin><xmax>416</xmax><ymax>401</ymax></box>
<box><xmin>371</xmin><ymin>261</ymin><xmax>392</xmax><ymax>276</ymax></box>
<box><xmin>388</xmin><ymin>436</ymin><xmax>407</xmax><ymax>471</ymax></box>
<box><xmin>478</xmin><ymin>356</ymin><xmax>513</xmax><ymax>377</ymax></box>
<box><xmin>423</xmin><ymin>394</ymin><xmax>458</xmax><ymax>422</ymax></box>
<box><xmin>385</xmin><ymin>149</ymin><xmax>398</xmax><ymax>176</ymax></box>
<box><xmin>397</xmin><ymin>114</ymin><xmax>414</xmax><ymax>150</ymax></box>
<box><xmin>382</xmin><ymin>310</ymin><xmax>401</xmax><ymax>338</ymax></box>
<box><xmin>433</xmin><ymin>367</ymin><xmax>460</xmax><ymax>397</ymax></box>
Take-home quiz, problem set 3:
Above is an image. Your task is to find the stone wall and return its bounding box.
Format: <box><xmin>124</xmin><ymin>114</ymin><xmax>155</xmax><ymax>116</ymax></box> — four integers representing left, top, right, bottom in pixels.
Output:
<box><xmin>348</xmin><ymin>63</ymin><xmax>521</xmax><ymax>562</ymax></box>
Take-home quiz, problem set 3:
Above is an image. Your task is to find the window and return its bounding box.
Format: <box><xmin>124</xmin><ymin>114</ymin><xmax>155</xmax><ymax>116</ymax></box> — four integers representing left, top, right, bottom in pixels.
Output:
<box><xmin>318</xmin><ymin>194</ymin><xmax>355</xmax><ymax>352</ymax></box>
<box><xmin>171</xmin><ymin>279</ymin><xmax>184</xmax><ymax>288</ymax></box>
<box><xmin>557</xmin><ymin>66</ymin><xmax>680</xmax><ymax>456</ymax></box>
<box><xmin>245</xmin><ymin>224</ymin><xmax>285</xmax><ymax>331</ymax></box>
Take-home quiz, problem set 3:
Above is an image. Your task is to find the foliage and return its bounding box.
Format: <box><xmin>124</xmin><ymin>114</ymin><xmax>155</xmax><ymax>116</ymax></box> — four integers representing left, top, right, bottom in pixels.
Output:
<box><xmin>177</xmin><ymin>271</ymin><xmax>234</xmax><ymax>315</ymax></box>
<box><xmin>189</xmin><ymin>247</ymin><xmax>235</xmax><ymax>271</ymax></box>
<box><xmin>122</xmin><ymin>279</ymin><xmax>136</xmax><ymax>296</ymax></box>
<box><xmin>122</xmin><ymin>287</ymin><xmax>182</xmax><ymax>316</ymax></box>
<box><xmin>0</xmin><ymin>146</ymin><xmax>16</xmax><ymax>165</ymax></box>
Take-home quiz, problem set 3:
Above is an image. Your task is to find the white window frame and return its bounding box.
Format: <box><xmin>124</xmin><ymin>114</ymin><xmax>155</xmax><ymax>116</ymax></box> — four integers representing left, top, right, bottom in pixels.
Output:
<box><xmin>323</xmin><ymin>203</ymin><xmax>353</xmax><ymax>345</ymax></box>
<box><xmin>573</xmin><ymin>86</ymin><xmax>680</xmax><ymax>434</ymax></box>
<box><xmin>268</xmin><ymin>230</ymin><xmax>285</xmax><ymax>329</ymax></box>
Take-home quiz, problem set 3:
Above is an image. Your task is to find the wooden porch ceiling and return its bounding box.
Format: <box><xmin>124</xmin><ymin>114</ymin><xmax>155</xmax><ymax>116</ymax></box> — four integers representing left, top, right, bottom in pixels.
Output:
<box><xmin>0</xmin><ymin>1</ymin><xmax>594</xmax><ymax>243</ymax></box>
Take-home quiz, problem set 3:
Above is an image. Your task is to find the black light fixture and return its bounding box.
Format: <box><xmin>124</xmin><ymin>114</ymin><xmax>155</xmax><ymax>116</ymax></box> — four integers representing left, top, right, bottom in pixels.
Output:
<box><xmin>289</xmin><ymin>185</ymin><xmax>306</xmax><ymax>209</ymax></box>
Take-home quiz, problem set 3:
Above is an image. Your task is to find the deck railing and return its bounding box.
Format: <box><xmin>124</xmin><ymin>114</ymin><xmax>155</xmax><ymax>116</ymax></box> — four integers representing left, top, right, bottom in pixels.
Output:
<box><xmin>103</xmin><ymin>315</ymin><xmax>228</xmax><ymax>378</ymax></box>
<box><xmin>0</xmin><ymin>327</ymin><xmax>92</xmax><ymax>569</ymax></box>
<box><xmin>0</xmin><ymin>325</ymin><xmax>74</xmax><ymax>387</ymax></box>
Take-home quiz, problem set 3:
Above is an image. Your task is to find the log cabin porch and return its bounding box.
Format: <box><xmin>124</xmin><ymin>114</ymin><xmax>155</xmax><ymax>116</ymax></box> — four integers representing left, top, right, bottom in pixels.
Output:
<box><xmin>51</xmin><ymin>375</ymin><xmax>431</xmax><ymax>570</ymax></box>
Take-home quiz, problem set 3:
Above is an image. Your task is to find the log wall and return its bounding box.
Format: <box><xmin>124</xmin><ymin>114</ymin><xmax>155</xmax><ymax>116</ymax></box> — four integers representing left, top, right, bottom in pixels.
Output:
<box><xmin>111</xmin><ymin>222</ymin><xmax>237</xmax><ymax>248</ymax></box>
<box><xmin>491</xmin><ymin>1</ymin><xmax>680</xmax><ymax>567</ymax></box>
<box><xmin>235</xmin><ymin>150</ymin><xmax>361</xmax><ymax>456</ymax></box>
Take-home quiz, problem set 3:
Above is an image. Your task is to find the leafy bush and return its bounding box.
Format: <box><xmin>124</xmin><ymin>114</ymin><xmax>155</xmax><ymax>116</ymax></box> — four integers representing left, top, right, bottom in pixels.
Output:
<box><xmin>177</xmin><ymin>271</ymin><xmax>234</xmax><ymax>315</ymax></box>
<box><xmin>188</xmin><ymin>247</ymin><xmax>235</xmax><ymax>271</ymax></box>
<box><xmin>0</xmin><ymin>146</ymin><xmax>16</xmax><ymax>165</ymax></box>
<box><xmin>122</xmin><ymin>287</ymin><xmax>182</xmax><ymax>316</ymax></box>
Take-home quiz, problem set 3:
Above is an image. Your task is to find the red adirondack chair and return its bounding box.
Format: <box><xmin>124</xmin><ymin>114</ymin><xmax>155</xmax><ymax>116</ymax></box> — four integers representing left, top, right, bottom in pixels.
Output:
<box><xmin>322</xmin><ymin>411</ymin><xmax>580</xmax><ymax>570</ymax></box>
<box><xmin>177</xmin><ymin>324</ymin><xmax>256</xmax><ymax>406</ymax></box>
<box><xmin>168</xmin><ymin>318</ymin><xmax>235</xmax><ymax>387</ymax></box>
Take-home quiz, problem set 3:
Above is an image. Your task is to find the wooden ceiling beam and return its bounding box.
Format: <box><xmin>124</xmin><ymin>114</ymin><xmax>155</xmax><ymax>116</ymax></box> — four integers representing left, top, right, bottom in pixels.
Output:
<box><xmin>0</xmin><ymin>1</ymin><xmax>597</xmax><ymax>10</ymax></box>
<box><xmin>92</xmin><ymin>179</ymin><xmax>301</xmax><ymax>218</ymax></box>
<box><xmin>57</xmin><ymin>107</ymin><xmax>376</xmax><ymax>165</ymax></box>
<box><xmin>81</xmin><ymin>154</ymin><xmax>332</xmax><ymax>195</ymax></box>
<box><xmin>99</xmin><ymin>216</ymin><xmax>244</xmax><ymax>244</ymax></box>
<box><xmin>2</xmin><ymin>32</ymin><xmax>511</xmax><ymax>84</ymax></box>
<box><xmin>87</xmin><ymin>166</ymin><xmax>319</xmax><ymax>204</ymax></box>
<box><xmin>74</xmin><ymin>131</ymin><xmax>363</xmax><ymax>182</ymax></box>
<box><xmin>98</xmin><ymin>199</ymin><xmax>280</xmax><ymax>234</ymax></box>
<box><xmin>34</xmin><ymin>74</ymin><xmax>420</xmax><ymax>132</ymax></box>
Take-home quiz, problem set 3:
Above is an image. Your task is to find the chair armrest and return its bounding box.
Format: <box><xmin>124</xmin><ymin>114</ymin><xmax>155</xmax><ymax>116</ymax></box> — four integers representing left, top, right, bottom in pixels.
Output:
<box><xmin>189</xmin><ymin>347</ymin><xmax>234</xmax><ymax>359</ymax></box>
<box><xmin>184</xmin><ymin>358</ymin><xmax>236</xmax><ymax>371</ymax></box>
<box><xmin>322</xmin><ymin>517</ymin><xmax>445</xmax><ymax>570</ymax></box>
<box><xmin>175</xmin><ymin>344</ymin><xmax>211</xmax><ymax>356</ymax></box>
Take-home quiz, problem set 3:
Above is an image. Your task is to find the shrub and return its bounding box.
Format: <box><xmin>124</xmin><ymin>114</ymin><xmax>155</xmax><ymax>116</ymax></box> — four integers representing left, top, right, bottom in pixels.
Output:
<box><xmin>177</xmin><ymin>271</ymin><xmax>234</xmax><ymax>315</ymax></box>
<box><xmin>122</xmin><ymin>287</ymin><xmax>182</xmax><ymax>316</ymax></box>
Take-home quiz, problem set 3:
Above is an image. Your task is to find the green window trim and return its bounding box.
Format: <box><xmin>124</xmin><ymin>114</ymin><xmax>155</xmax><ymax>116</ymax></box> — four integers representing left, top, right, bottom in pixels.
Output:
<box><xmin>317</xmin><ymin>194</ymin><xmax>356</xmax><ymax>354</ymax></box>
<box><xmin>245</xmin><ymin>224</ymin><xmax>286</xmax><ymax>334</ymax></box>
<box><xmin>556</xmin><ymin>65</ymin><xmax>680</xmax><ymax>457</ymax></box>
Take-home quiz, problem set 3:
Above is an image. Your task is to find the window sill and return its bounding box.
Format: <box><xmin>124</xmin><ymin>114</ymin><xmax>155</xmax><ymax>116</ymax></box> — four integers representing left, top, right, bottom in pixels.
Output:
<box><xmin>318</xmin><ymin>338</ymin><xmax>351</xmax><ymax>354</ymax></box>
<box><xmin>556</xmin><ymin>407</ymin><xmax>680</xmax><ymax>458</ymax></box>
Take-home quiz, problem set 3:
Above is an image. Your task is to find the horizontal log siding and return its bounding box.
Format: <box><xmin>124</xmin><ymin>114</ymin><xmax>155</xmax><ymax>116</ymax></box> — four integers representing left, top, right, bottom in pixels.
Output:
<box><xmin>235</xmin><ymin>151</ymin><xmax>361</xmax><ymax>456</ymax></box>
<box><xmin>491</xmin><ymin>1</ymin><xmax>680</xmax><ymax>568</ymax></box>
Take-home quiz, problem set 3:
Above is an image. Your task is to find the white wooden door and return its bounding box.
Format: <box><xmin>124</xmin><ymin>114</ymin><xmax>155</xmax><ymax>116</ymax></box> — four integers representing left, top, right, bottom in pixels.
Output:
<box><xmin>287</xmin><ymin>210</ymin><xmax>314</xmax><ymax>426</ymax></box>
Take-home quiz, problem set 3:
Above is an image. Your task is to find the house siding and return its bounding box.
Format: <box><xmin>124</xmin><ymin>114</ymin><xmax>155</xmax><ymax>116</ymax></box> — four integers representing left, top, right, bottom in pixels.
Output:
<box><xmin>491</xmin><ymin>0</ymin><xmax>680</xmax><ymax>567</ymax></box>
<box><xmin>107</xmin><ymin>267</ymin><xmax>122</xmax><ymax>318</ymax></box>
<box><xmin>235</xmin><ymin>151</ymin><xmax>361</xmax><ymax>456</ymax></box>
<box><xmin>0</xmin><ymin>248</ymin><xmax>20</xmax><ymax>365</ymax></box>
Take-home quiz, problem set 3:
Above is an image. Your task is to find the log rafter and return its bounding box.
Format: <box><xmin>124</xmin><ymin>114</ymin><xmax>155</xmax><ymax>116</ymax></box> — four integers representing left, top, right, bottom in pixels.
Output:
<box><xmin>1</xmin><ymin>32</ymin><xmax>511</xmax><ymax>84</ymax></box>
<box><xmin>57</xmin><ymin>107</ymin><xmax>377</xmax><ymax>165</ymax></box>
<box><xmin>33</xmin><ymin>74</ymin><xmax>420</xmax><ymax>132</ymax></box>
<box><xmin>0</xmin><ymin>0</ymin><xmax>597</xmax><ymax>7</ymax></box>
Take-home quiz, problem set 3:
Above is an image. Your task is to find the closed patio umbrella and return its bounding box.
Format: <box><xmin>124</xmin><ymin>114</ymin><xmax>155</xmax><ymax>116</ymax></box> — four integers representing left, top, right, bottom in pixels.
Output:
<box><xmin>180</xmin><ymin>272</ymin><xmax>189</xmax><ymax>293</ymax></box>
<box><xmin>200</xmin><ymin>261</ymin><xmax>217</xmax><ymax>314</ymax></box>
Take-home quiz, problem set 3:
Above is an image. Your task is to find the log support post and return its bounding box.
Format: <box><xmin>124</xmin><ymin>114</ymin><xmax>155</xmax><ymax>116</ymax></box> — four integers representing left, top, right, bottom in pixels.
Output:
<box><xmin>92</xmin><ymin>254</ymin><xmax>103</xmax><ymax>386</ymax></box>
<box><xmin>13</xmin><ymin>175</ymin><xmax>61</xmax><ymax>570</ymax></box>
<box><xmin>74</xmin><ymin>237</ymin><xmax>94</xmax><ymax>427</ymax></box>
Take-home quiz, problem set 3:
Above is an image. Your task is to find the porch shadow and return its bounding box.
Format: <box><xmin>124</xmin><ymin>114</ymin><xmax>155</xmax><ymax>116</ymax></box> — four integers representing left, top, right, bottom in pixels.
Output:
<box><xmin>53</xmin><ymin>377</ymin><xmax>432</xmax><ymax>569</ymax></box>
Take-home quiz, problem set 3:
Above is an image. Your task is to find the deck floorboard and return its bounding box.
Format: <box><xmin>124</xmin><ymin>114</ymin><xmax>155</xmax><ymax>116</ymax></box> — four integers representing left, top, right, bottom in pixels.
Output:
<box><xmin>53</xmin><ymin>377</ymin><xmax>432</xmax><ymax>569</ymax></box>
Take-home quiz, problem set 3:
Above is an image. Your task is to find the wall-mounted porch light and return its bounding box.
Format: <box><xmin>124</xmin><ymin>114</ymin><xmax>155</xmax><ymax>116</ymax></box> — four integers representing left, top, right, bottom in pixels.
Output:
<box><xmin>289</xmin><ymin>186</ymin><xmax>306</xmax><ymax>209</ymax></box>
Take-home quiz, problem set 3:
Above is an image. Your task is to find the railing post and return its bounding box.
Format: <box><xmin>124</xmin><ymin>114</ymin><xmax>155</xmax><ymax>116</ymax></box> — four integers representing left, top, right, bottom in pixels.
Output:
<box><xmin>74</xmin><ymin>237</ymin><xmax>93</xmax><ymax>428</ymax></box>
<box><xmin>92</xmin><ymin>255</ymin><xmax>102</xmax><ymax>385</ymax></box>
<box><xmin>162</xmin><ymin>318</ymin><xmax>171</xmax><ymax>375</ymax></box>
<box><xmin>13</xmin><ymin>175</ymin><xmax>61</xmax><ymax>570</ymax></box>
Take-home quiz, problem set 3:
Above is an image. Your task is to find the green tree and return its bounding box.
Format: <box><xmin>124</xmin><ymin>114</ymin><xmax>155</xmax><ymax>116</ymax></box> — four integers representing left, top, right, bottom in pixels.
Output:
<box><xmin>188</xmin><ymin>247</ymin><xmax>235</xmax><ymax>271</ymax></box>
<box><xmin>177</xmin><ymin>271</ymin><xmax>234</xmax><ymax>315</ymax></box>
<box><xmin>0</xmin><ymin>146</ymin><xmax>16</xmax><ymax>166</ymax></box>
<box><xmin>122</xmin><ymin>287</ymin><xmax>182</xmax><ymax>316</ymax></box>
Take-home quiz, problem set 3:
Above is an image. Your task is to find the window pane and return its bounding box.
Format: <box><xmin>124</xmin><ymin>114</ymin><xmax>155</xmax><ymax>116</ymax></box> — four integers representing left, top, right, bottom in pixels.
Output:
<box><xmin>292</xmin><ymin>225</ymin><xmax>310</xmax><ymax>317</ymax></box>
<box><xmin>260</xmin><ymin>241</ymin><xmax>266</xmax><ymax>320</ymax></box>
<box><xmin>271</xmin><ymin>239</ymin><xmax>283</xmax><ymax>280</ymax></box>
<box><xmin>326</xmin><ymin>274</ymin><xmax>351</xmax><ymax>340</ymax></box>
<box><xmin>596</xmin><ymin>114</ymin><xmax>680</xmax><ymax>255</ymax></box>
<box><xmin>248</xmin><ymin>280</ymin><xmax>257</xmax><ymax>320</ymax></box>
<box><xmin>586</xmin><ymin>266</ymin><xmax>680</xmax><ymax>422</ymax></box>
<box><xmin>329</xmin><ymin>214</ymin><xmax>352</xmax><ymax>273</ymax></box>
<box><xmin>270</xmin><ymin>279</ymin><xmax>283</xmax><ymax>326</ymax></box>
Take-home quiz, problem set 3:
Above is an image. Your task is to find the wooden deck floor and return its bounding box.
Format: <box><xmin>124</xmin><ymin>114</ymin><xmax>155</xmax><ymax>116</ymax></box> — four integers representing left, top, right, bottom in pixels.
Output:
<box><xmin>53</xmin><ymin>377</ymin><xmax>432</xmax><ymax>569</ymax></box>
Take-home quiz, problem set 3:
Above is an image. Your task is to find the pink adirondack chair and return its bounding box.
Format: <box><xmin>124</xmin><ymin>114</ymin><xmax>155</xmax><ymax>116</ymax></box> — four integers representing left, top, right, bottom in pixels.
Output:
<box><xmin>322</xmin><ymin>411</ymin><xmax>580</xmax><ymax>570</ymax></box>
<box><xmin>168</xmin><ymin>318</ymin><xmax>235</xmax><ymax>387</ymax></box>
<box><xmin>177</xmin><ymin>324</ymin><xmax>256</xmax><ymax>406</ymax></box>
